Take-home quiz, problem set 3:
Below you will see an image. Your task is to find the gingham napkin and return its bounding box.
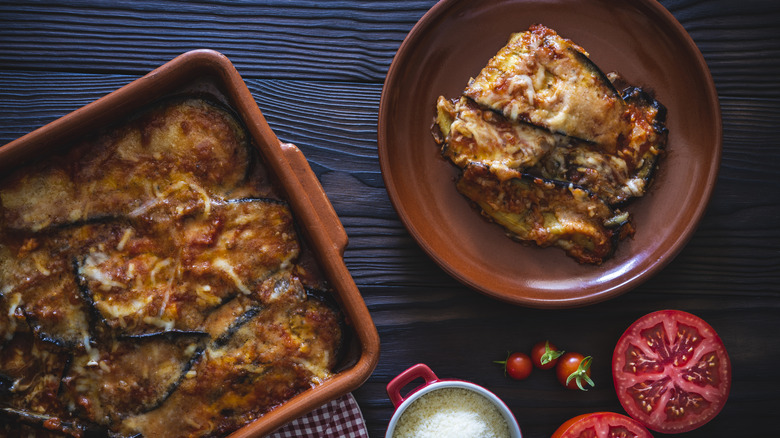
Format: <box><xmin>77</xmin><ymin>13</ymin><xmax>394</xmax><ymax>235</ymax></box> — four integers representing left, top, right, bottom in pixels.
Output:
<box><xmin>268</xmin><ymin>393</ymin><xmax>370</xmax><ymax>438</ymax></box>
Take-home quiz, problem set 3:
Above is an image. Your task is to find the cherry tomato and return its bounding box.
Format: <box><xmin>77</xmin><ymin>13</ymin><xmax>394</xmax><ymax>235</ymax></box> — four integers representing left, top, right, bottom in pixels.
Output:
<box><xmin>612</xmin><ymin>310</ymin><xmax>731</xmax><ymax>434</ymax></box>
<box><xmin>551</xmin><ymin>412</ymin><xmax>652</xmax><ymax>438</ymax></box>
<box><xmin>531</xmin><ymin>340</ymin><xmax>564</xmax><ymax>370</ymax></box>
<box><xmin>556</xmin><ymin>352</ymin><xmax>594</xmax><ymax>391</ymax></box>
<box><xmin>495</xmin><ymin>352</ymin><xmax>532</xmax><ymax>380</ymax></box>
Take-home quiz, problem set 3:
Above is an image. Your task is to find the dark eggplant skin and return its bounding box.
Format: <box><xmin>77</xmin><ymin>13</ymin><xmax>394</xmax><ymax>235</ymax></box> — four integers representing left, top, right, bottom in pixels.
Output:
<box><xmin>59</xmin><ymin>331</ymin><xmax>208</xmax><ymax>427</ymax></box>
<box><xmin>456</xmin><ymin>163</ymin><xmax>631</xmax><ymax>264</ymax></box>
<box><xmin>622</xmin><ymin>85</ymin><xmax>668</xmax><ymax>126</ymax></box>
<box><xmin>211</xmin><ymin>305</ymin><xmax>263</xmax><ymax>348</ymax></box>
<box><xmin>0</xmin><ymin>229</ymin><xmax>100</xmax><ymax>350</ymax></box>
<box><xmin>568</xmin><ymin>47</ymin><xmax>623</xmax><ymax>100</ymax></box>
<box><xmin>618</xmin><ymin>84</ymin><xmax>668</xmax><ymax>198</ymax></box>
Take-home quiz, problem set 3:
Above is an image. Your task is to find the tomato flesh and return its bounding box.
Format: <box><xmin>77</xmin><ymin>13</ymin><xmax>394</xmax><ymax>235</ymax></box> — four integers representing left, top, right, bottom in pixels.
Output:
<box><xmin>552</xmin><ymin>412</ymin><xmax>652</xmax><ymax>438</ymax></box>
<box><xmin>612</xmin><ymin>310</ymin><xmax>731</xmax><ymax>434</ymax></box>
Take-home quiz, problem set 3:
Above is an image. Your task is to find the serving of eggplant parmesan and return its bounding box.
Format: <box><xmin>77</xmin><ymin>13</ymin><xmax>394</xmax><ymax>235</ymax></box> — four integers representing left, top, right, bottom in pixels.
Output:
<box><xmin>432</xmin><ymin>24</ymin><xmax>667</xmax><ymax>264</ymax></box>
<box><xmin>0</xmin><ymin>98</ymin><xmax>345</xmax><ymax>437</ymax></box>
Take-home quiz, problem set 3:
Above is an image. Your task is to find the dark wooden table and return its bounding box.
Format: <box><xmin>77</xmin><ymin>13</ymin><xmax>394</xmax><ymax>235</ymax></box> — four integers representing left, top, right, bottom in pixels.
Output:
<box><xmin>1</xmin><ymin>1</ymin><xmax>778</xmax><ymax>437</ymax></box>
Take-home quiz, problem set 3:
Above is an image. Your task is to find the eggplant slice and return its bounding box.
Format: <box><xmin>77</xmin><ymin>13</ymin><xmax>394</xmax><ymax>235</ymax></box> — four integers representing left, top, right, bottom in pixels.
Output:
<box><xmin>433</xmin><ymin>96</ymin><xmax>565</xmax><ymax>179</ymax></box>
<box><xmin>432</xmin><ymin>24</ymin><xmax>668</xmax><ymax>263</ymax></box>
<box><xmin>0</xmin><ymin>232</ymin><xmax>101</xmax><ymax>349</ymax></box>
<box><xmin>117</xmin><ymin>273</ymin><xmax>344</xmax><ymax>438</ymax></box>
<box><xmin>433</xmin><ymin>91</ymin><xmax>666</xmax><ymax>205</ymax></box>
<box><xmin>533</xmin><ymin>82</ymin><xmax>668</xmax><ymax>205</ymax></box>
<box><xmin>0</xmin><ymin>98</ymin><xmax>252</xmax><ymax>232</ymax></box>
<box><xmin>59</xmin><ymin>332</ymin><xmax>207</xmax><ymax>427</ymax></box>
<box><xmin>456</xmin><ymin>164</ymin><xmax>631</xmax><ymax>264</ymax></box>
<box><xmin>463</xmin><ymin>24</ymin><xmax>629</xmax><ymax>154</ymax></box>
<box><xmin>75</xmin><ymin>199</ymin><xmax>300</xmax><ymax>337</ymax></box>
<box><xmin>0</xmin><ymin>334</ymin><xmax>71</xmax><ymax>428</ymax></box>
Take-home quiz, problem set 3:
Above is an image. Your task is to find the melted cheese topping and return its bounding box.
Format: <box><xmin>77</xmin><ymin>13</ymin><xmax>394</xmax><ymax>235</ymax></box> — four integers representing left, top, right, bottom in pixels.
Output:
<box><xmin>436</xmin><ymin>96</ymin><xmax>563</xmax><ymax>176</ymax></box>
<box><xmin>464</xmin><ymin>24</ymin><xmax>629</xmax><ymax>154</ymax></box>
<box><xmin>0</xmin><ymin>99</ymin><xmax>343</xmax><ymax>437</ymax></box>
<box><xmin>457</xmin><ymin>164</ymin><xmax>620</xmax><ymax>264</ymax></box>
<box><xmin>431</xmin><ymin>24</ymin><xmax>666</xmax><ymax>263</ymax></box>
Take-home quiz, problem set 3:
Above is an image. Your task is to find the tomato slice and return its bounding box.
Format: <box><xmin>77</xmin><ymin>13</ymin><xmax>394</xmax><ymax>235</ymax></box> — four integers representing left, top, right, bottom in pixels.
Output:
<box><xmin>552</xmin><ymin>412</ymin><xmax>652</xmax><ymax>438</ymax></box>
<box><xmin>612</xmin><ymin>310</ymin><xmax>731</xmax><ymax>434</ymax></box>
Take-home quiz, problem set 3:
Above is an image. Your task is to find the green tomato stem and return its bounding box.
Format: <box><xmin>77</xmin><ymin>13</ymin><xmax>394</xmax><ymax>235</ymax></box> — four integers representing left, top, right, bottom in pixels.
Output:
<box><xmin>540</xmin><ymin>341</ymin><xmax>565</xmax><ymax>365</ymax></box>
<box><xmin>565</xmin><ymin>355</ymin><xmax>594</xmax><ymax>391</ymax></box>
<box><xmin>494</xmin><ymin>351</ymin><xmax>511</xmax><ymax>375</ymax></box>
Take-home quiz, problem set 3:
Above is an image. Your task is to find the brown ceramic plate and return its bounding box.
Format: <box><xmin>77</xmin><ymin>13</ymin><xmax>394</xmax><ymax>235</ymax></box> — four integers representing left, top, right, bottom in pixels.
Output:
<box><xmin>0</xmin><ymin>50</ymin><xmax>379</xmax><ymax>437</ymax></box>
<box><xmin>378</xmin><ymin>0</ymin><xmax>721</xmax><ymax>308</ymax></box>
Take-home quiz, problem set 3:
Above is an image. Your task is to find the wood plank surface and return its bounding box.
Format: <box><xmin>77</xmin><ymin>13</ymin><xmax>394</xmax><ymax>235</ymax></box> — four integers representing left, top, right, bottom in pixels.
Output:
<box><xmin>1</xmin><ymin>1</ymin><xmax>779</xmax><ymax>437</ymax></box>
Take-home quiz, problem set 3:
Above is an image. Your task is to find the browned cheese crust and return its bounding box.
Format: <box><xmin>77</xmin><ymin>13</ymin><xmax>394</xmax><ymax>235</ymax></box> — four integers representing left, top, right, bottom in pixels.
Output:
<box><xmin>0</xmin><ymin>99</ymin><xmax>251</xmax><ymax>232</ymax></box>
<box><xmin>456</xmin><ymin>164</ymin><xmax>629</xmax><ymax>265</ymax></box>
<box><xmin>464</xmin><ymin>24</ymin><xmax>628</xmax><ymax>154</ymax></box>
<box><xmin>0</xmin><ymin>98</ymin><xmax>343</xmax><ymax>437</ymax></box>
<box><xmin>432</xmin><ymin>24</ymin><xmax>666</xmax><ymax>263</ymax></box>
<box><xmin>118</xmin><ymin>274</ymin><xmax>342</xmax><ymax>437</ymax></box>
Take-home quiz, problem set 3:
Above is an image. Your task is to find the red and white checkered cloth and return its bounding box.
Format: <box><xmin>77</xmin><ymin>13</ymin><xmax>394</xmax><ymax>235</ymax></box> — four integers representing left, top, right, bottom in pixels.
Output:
<box><xmin>268</xmin><ymin>393</ymin><xmax>369</xmax><ymax>438</ymax></box>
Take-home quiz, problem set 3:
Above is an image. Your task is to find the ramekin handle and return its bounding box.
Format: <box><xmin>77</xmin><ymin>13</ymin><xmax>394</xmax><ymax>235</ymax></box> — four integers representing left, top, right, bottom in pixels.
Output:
<box><xmin>386</xmin><ymin>363</ymin><xmax>439</xmax><ymax>408</ymax></box>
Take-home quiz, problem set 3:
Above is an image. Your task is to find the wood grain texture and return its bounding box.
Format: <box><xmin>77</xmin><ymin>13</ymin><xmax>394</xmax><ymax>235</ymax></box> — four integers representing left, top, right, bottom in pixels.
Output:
<box><xmin>1</xmin><ymin>0</ymin><xmax>779</xmax><ymax>91</ymax></box>
<box><xmin>0</xmin><ymin>0</ymin><xmax>434</xmax><ymax>81</ymax></box>
<box><xmin>1</xmin><ymin>1</ymin><xmax>780</xmax><ymax>437</ymax></box>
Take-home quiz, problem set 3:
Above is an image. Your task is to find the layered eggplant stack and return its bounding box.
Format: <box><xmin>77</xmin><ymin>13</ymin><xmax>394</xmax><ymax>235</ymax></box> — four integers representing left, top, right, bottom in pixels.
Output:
<box><xmin>0</xmin><ymin>99</ymin><xmax>345</xmax><ymax>437</ymax></box>
<box><xmin>433</xmin><ymin>24</ymin><xmax>667</xmax><ymax>264</ymax></box>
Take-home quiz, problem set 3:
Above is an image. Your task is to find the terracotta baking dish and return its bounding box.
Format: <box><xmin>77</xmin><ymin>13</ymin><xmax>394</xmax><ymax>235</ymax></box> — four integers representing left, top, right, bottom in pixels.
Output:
<box><xmin>0</xmin><ymin>49</ymin><xmax>379</xmax><ymax>437</ymax></box>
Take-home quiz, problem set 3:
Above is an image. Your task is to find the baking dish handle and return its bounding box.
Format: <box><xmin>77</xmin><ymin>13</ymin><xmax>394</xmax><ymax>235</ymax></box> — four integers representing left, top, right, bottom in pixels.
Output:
<box><xmin>279</xmin><ymin>142</ymin><xmax>348</xmax><ymax>255</ymax></box>
<box><xmin>386</xmin><ymin>363</ymin><xmax>439</xmax><ymax>408</ymax></box>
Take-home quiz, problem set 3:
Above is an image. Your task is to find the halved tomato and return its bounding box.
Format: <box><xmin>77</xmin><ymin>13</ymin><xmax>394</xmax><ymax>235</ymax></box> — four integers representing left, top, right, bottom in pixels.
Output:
<box><xmin>552</xmin><ymin>412</ymin><xmax>652</xmax><ymax>438</ymax></box>
<box><xmin>612</xmin><ymin>310</ymin><xmax>731</xmax><ymax>434</ymax></box>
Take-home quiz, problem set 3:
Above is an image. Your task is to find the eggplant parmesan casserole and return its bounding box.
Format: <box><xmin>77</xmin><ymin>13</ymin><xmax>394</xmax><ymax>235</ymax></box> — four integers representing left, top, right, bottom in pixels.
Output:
<box><xmin>433</xmin><ymin>24</ymin><xmax>668</xmax><ymax>264</ymax></box>
<box><xmin>0</xmin><ymin>98</ymin><xmax>345</xmax><ymax>437</ymax></box>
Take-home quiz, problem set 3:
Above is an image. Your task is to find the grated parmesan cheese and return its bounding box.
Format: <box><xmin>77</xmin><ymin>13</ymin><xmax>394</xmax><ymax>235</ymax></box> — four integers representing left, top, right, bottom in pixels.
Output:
<box><xmin>392</xmin><ymin>387</ymin><xmax>511</xmax><ymax>438</ymax></box>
